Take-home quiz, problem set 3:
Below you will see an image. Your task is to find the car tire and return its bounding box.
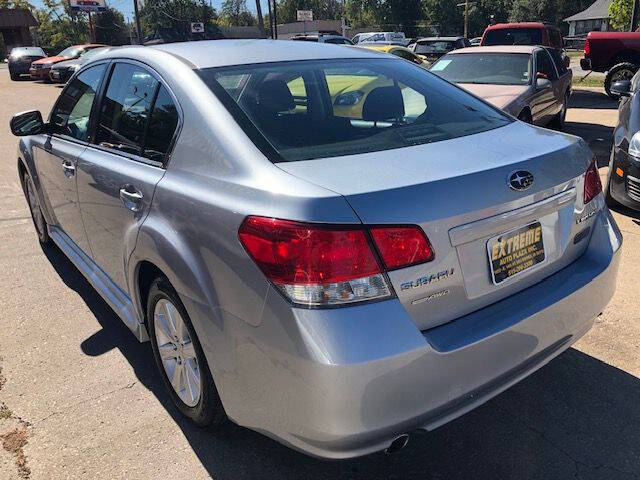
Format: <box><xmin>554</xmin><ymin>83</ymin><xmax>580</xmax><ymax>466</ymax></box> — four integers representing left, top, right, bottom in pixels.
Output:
<box><xmin>517</xmin><ymin>110</ymin><xmax>532</xmax><ymax>123</ymax></box>
<box><xmin>21</xmin><ymin>171</ymin><xmax>50</xmax><ymax>245</ymax></box>
<box><xmin>10</xmin><ymin>71</ymin><xmax>19</xmax><ymax>81</ymax></box>
<box><xmin>147</xmin><ymin>277</ymin><xmax>226</xmax><ymax>427</ymax></box>
<box><xmin>605</xmin><ymin>62</ymin><xmax>638</xmax><ymax>98</ymax></box>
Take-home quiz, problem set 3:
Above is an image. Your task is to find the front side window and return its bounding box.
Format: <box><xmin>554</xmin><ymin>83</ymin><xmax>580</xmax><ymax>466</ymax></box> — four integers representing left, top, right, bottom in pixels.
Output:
<box><xmin>50</xmin><ymin>64</ymin><xmax>106</xmax><ymax>141</ymax></box>
<box><xmin>536</xmin><ymin>50</ymin><xmax>557</xmax><ymax>80</ymax></box>
<box><xmin>199</xmin><ymin>59</ymin><xmax>511</xmax><ymax>162</ymax></box>
<box><xmin>95</xmin><ymin>63</ymin><xmax>158</xmax><ymax>155</ymax></box>
<box><xmin>431</xmin><ymin>53</ymin><xmax>532</xmax><ymax>86</ymax></box>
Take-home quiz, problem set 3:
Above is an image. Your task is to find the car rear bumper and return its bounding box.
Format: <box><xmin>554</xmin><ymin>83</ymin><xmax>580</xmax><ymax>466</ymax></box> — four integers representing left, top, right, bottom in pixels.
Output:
<box><xmin>188</xmin><ymin>205</ymin><xmax>621</xmax><ymax>459</ymax></box>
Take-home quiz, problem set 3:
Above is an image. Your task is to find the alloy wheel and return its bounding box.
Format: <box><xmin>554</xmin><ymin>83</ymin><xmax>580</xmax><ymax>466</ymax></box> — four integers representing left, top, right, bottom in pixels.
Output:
<box><xmin>153</xmin><ymin>298</ymin><xmax>201</xmax><ymax>407</ymax></box>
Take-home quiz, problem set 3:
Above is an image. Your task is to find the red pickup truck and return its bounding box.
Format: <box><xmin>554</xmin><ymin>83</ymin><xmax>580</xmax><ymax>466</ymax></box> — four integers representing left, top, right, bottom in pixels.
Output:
<box><xmin>580</xmin><ymin>31</ymin><xmax>640</xmax><ymax>97</ymax></box>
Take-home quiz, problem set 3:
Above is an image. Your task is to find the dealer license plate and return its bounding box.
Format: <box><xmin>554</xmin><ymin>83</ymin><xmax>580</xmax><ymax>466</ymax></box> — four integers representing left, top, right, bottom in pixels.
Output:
<box><xmin>487</xmin><ymin>221</ymin><xmax>545</xmax><ymax>285</ymax></box>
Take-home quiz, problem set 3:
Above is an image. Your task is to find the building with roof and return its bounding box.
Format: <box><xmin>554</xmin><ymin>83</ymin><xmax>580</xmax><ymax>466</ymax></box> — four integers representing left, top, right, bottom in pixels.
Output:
<box><xmin>565</xmin><ymin>0</ymin><xmax>614</xmax><ymax>36</ymax></box>
<box><xmin>0</xmin><ymin>8</ymin><xmax>38</xmax><ymax>51</ymax></box>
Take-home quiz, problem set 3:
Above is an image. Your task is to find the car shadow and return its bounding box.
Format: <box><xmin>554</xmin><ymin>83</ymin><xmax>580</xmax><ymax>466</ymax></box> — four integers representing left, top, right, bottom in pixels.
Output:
<box><xmin>564</xmin><ymin>121</ymin><xmax>613</xmax><ymax>168</ymax></box>
<box><xmin>41</xmin><ymin>242</ymin><xmax>640</xmax><ymax>480</ymax></box>
<box><xmin>569</xmin><ymin>88</ymin><xmax>619</xmax><ymax>110</ymax></box>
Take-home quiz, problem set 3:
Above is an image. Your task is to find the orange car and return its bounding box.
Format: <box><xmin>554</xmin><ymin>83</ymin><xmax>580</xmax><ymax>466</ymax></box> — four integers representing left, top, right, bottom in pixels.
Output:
<box><xmin>30</xmin><ymin>44</ymin><xmax>105</xmax><ymax>81</ymax></box>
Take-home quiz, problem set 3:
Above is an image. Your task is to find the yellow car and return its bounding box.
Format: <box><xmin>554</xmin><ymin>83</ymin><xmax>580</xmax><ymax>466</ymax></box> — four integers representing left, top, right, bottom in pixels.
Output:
<box><xmin>287</xmin><ymin>45</ymin><xmax>426</xmax><ymax>119</ymax></box>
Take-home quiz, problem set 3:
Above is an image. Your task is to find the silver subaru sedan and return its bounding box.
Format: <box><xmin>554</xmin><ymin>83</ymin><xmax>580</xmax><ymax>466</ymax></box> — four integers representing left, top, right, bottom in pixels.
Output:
<box><xmin>10</xmin><ymin>40</ymin><xmax>622</xmax><ymax>459</ymax></box>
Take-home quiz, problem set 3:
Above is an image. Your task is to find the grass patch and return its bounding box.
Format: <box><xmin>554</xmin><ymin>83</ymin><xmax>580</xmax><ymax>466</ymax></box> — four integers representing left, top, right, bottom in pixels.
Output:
<box><xmin>0</xmin><ymin>404</ymin><xmax>11</xmax><ymax>420</ymax></box>
<box><xmin>572</xmin><ymin>75</ymin><xmax>605</xmax><ymax>88</ymax></box>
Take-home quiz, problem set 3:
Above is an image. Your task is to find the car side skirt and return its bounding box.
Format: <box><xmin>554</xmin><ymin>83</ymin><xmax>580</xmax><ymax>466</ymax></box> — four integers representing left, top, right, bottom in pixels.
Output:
<box><xmin>48</xmin><ymin>226</ymin><xmax>149</xmax><ymax>342</ymax></box>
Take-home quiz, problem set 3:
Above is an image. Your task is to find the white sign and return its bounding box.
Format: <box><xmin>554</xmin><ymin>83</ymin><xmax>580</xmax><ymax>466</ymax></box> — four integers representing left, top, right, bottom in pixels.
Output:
<box><xmin>297</xmin><ymin>10</ymin><xmax>313</xmax><ymax>22</ymax></box>
<box><xmin>191</xmin><ymin>22</ymin><xmax>205</xmax><ymax>34</ymax></box>
<box><xmin>70</xmin><ymin>0</ymin><xmax>106</xmax><ymax>12</ymax></box>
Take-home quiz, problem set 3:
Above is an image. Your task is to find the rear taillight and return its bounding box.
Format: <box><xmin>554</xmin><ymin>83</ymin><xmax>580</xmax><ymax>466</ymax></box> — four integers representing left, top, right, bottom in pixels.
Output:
<box><xmin>238</xmin><ymin>217</ymin><xmax>434</xmax><ymax>307</ymax></box>
<box><xmin>369</xmin><ymin>226</ymin><xmax>434</xmax><ymax>270</ymax></box>
<box><xmin>584</xmin><ymin>38</ymin><xmax>590</xmax><ymax>57</ymax></box>
<box><xmin>584</xmin><ymin>159</ymin><xmax>602</xmax><ymax>204</ymax></box>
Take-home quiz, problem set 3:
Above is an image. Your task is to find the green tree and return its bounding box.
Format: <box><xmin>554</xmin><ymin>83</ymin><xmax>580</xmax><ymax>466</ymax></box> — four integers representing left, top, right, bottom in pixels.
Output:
<box><xmin>508</xmin><ymin>0</ymin><xmax>556</xmax><ymax>23</ymax></box>
<box><xmin>34</xmin><ymin>0</ymin><xmax>88</xmax><ymax>53</ymax></box>
<box><xmin>140</xmin><ymin>0</ymin><xmax>217</xmax><ymax>41</ymax></box>
<box><xmin>0</xmin><ymin>0</ymin><xmax>33</xmax><ymax>8</ymax></box>
<box><xmin>423</xmin><ymin>0</ymin><xmax>463</xmax><ymax>35</ymax></box>
<box><xmin>95</xmin><ymin>8</ymin><xmax>128</xmax><ymax>45</ymax></box>
<box><xmin>609</xmin><ymin>0</ymin><xmax>633</xmax><ymax>31</ymax></box>
<box><xmin>220</xmin><ymin>0</ymin><xmax>256</xmax><ymax>25</ymax></box>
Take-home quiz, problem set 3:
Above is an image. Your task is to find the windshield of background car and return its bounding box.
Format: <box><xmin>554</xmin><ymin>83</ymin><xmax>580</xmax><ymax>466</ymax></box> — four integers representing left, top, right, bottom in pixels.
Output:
<box><xmin>483</xmin><ymin>28</ymin><xmax>542</xmax><ymax>46</ymax></box>
<box><xmin>10</xmin><ymin>47</ymin><xmax>45</xmax><ymax>57</ymax></box>
<box><xmin>58</xmin><ymin>46</ymin><xmax>83</xmax><ymax>58</ymax></box>
<box><xmin>198</xmin><ymin>59</ymin><xmax>511</xmax><ymax>162</ymax></box>
<box><xmin>80</xmin><ymin>48</ymin><xmax>107</xmax><ymax>60</ymax></box>
<box><xmin>414</xmin><ymin>41</ymin><xmax>456</xmax><ymax>54</ymax></box>
<box><xmin>431</xmin><ymin>53</ymin><xmax>532</xmax><ymax>85</ymax></box>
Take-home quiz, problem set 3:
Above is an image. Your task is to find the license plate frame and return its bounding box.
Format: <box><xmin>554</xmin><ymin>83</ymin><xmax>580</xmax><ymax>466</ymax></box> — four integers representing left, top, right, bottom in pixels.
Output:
<box><xmin>487</xmin><ymin>221</ymin><xmax>545</xmax><ymax>285</ymax></box>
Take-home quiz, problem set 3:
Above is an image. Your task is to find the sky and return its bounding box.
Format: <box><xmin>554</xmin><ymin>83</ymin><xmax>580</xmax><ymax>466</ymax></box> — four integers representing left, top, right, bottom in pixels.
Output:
<box><xmin>29</xmin><ymin>0</ymin><xmax>271</xmax><ymax>23</ymax></box>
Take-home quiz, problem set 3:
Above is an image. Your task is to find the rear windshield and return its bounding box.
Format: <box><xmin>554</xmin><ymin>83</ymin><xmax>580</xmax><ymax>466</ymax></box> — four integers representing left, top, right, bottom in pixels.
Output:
<box><xmin>414</xmin><ymin>41</ymin><xmax>456</xmax><ymax>54</ymax></box>
<box><xmin>432</xmin><ymin>53</ymin><xmax>532</xmax><ymax>85</ymax></box>
<box><xmin>198</xmin><ymin>59</ymin><xmax>511</xmax><ymax>162</ymax></box>
<box><xmin>483</xmin><ymin>28</ymin><xmax>542</xmax><ymax>46</ymax></box>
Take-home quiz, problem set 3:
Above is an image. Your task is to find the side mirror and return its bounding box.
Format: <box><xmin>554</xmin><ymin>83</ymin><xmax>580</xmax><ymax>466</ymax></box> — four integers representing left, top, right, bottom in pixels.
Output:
<box><xmin>10</xmin><ymin>110</ymin><xmax>46</xmax><ymax>136</ymax></box>
<box><xmin>536</xmin><ymin>77</ymin><xmax>552</xmax><ymax>90</ymax></box>
<box><xmin>610</xmin><ymin>80</ymin><xmax>632</xmax><ymax>97</ymax></box>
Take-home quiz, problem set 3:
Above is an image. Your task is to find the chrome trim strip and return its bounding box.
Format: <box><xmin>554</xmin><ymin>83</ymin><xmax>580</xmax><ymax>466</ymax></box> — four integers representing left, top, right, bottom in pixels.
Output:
<box><xmin>448</xmin><ymin>188</ymin><xmax>576</xmax><ymax>247</ymax></box>
<box><xmin>48</xmin><ymin>226</ymin><xmax>149</xmax><ymax>342</ymax></box>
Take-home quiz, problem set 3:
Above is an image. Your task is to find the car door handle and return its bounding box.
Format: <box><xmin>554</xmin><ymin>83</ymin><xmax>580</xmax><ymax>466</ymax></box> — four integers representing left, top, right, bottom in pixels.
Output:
<box><xmin>119</xmin><ymin>186</ymin><xmax>143</xmax><ymax>212</ymax></box>
<box><xmin>62</xmin><ymin>160</ymin><xmax>75</xmax><ymax>178</ymax></box>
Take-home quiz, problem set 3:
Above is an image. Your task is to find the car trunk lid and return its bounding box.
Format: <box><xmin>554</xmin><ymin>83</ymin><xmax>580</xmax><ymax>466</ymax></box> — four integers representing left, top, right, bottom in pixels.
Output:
<box><xmin>277</xmin><ymin>121</ymin><xmax>597</xmax><ymax>330</ymax></box>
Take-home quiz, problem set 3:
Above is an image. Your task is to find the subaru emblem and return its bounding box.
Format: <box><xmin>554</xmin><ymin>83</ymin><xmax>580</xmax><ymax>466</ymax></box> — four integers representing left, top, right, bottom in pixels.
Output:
<box><xmin>508</xmin><ymin>170</ymin><xmax>534</xmax><ymax>191</ymax></box>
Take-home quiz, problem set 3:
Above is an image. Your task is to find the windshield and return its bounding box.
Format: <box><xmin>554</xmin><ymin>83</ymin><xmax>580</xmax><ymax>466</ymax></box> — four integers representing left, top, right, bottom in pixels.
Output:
<box><xmin>483</xmin><ymin>28</ymin><xmax>542</xmax><ymax>46</ymax></box>
<box><xmin>58</xmin><ymin>46</ymin><xmax>83</xmax><ymax>58</ymax></box>
<box><xmin>10</xmin><ymin>47</ymin><xmax>45</xmax><ymax>57</ymax></box>
<box><xmin>198</xmin><ymin>59</ymin><xmax>511</xmax><ymax>162</ymax></box>
<box><xmin>431</xmin><ymin>53</ymin><xmax>532</xmax><ymax>85</ymax></box>
<box><xmin>414</xmin><ymin>41</ymin><xmax>456</xmax><ymax>55</ymax></box>
<box><xmin>80</xmin><ymin>48</ymin><xmax>107</xmax><ymax>60</ymax></box>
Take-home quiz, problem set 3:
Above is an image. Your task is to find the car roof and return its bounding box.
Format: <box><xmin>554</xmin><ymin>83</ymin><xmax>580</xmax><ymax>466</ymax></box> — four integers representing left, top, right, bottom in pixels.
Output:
<box><xmin>485</xmin><ymin>22</ymin><xmax>554</xmax><ymax>31</ymax></box>
<box><xmin>415</xmin><ymin>37</ymin><xmax>465</xmax><ymax>42</ymax></box>
<box><xmin>147</xmin><ymin>39</ymin><xmax>382</xmax><ymax>68</ymax></box>
<box><xmin>446</xmin><ymin>45</ymin><xmax>539</xmax><ymax>54</ymax></box>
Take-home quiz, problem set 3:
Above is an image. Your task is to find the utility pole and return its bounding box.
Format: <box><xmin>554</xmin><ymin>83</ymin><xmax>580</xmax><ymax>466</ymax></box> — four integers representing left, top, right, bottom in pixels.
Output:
<box><xmin>133</xmin><ymin>0</ymin><xmax>142</xmax><ymax>45</ymax></box>
<box><xmin>255</xmin><ymin>0</ymin><xmax>265</xmax><ymax>38</ymax></box>
<box><xmin>272</xmin><ymin>0</ymin><xmax>278</xmax><ymax>39</ymax></box>
<box><xmin>631</xmin><ymin>0</ymin><xmax>640</xmax><ymax>32</ymax></box>
<box><xmin>267</xmin><ymin>0</ymin><xmax>273</xmax><ymax>38</ymax></box>
<box><xmin>456</xmin><ymin>0</ymin><xmax>475</xmax><ymax>37</ymax></box>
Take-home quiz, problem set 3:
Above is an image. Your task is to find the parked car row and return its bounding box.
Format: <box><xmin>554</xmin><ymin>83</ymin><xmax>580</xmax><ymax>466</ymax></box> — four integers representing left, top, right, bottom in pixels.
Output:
<box><xmin>9</xmin><ymin>39</ymin><xmax>620</xmax><ymax>460</ymax></box>
<box><xmin>8</xmin><ymin>43</ymin><xmax>108</xmax><ymax>83</ymax></box>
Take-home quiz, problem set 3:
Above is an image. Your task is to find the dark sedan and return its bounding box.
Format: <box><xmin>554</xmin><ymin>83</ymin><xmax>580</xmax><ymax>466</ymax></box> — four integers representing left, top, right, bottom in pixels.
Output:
<box><xmin>49</xmin><ymin>47</ymin><xmax>115</xmax><ymax>83</ymax></box>
<box><xmin>605</xmin><ymin>77</ymin><xmax>640</xmax><ymax>210</ymax></box>
<box><xmin>7</xmin><ymin>47</ymin><xmax>46</xmax><ymax>80</ymax></box>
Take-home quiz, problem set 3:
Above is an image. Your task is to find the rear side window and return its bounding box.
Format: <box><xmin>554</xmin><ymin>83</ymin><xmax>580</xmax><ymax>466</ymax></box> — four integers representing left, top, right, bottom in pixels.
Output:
<box><xmin>199</xmin><ymin>59</ymin><xmax>511</xmax><ymax>162</ymax></box>
<box><xmin>95</xmin><ymin>64</ymin><xmax>158</xmax><ymax>156</ymax></box>
<box><xmin>51</xmin><ymin>64</ymin><xmax>106</xmax><ymax>142</ymax></box>
<box><xmin>143</xmin><ymin>86</ymin><xmax>179</xmax><ymax>162</ymax></box>
<box><xmin>484</xmin><ymin>28</ymin><xmax>543</xmax><ymax>46</ymax></box>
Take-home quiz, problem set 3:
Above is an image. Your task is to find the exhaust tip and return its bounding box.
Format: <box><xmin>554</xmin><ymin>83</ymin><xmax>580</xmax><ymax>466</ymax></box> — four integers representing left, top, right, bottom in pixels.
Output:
<box><xmin>385</xmin><ymin>434</ymin><xmax>409</xmax><ymax>455</ymax></box>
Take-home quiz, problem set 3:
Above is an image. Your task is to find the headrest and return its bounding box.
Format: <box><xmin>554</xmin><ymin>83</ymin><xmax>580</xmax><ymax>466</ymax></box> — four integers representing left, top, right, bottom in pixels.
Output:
<box><xmin>257</xmin><ymin>79</ymin><xmax>295</xmax><ymax>113</ymax></box>
<box><xmin>362</xmin><ymin>86</ymin><xmax>405</xmax><ymax>122</ymax></box>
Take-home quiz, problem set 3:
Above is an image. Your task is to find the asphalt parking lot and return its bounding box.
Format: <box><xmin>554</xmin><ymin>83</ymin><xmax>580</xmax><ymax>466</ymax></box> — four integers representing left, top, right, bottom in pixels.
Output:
<box><xmin>0</xmin><ymin>69</ymin><xmax>639</xmax><ymax>480</ymax></box>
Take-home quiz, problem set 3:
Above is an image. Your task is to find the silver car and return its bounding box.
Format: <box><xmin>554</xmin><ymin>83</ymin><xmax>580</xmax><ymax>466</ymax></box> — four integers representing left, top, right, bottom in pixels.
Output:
<box><xmin>10</xmin><ymin>40</ymin><xmax>621</xmax><ymax>459</ymax></box>
<box><xmin>431</xmin><ymin>46</ymin><xmax>572</xmax><ymax>128</ymax></box>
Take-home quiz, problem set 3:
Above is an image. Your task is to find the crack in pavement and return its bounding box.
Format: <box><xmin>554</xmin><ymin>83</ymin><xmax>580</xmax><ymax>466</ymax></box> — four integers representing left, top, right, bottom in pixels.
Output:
<box><xmin>494</xmin><ymin>403</ymin><xmax>638</xmax><ymax>479</ymax></box>
<box><xmin>34</xmin><ymin>381</ymin><xmax>138</xmax><ymax>425</ymax></box>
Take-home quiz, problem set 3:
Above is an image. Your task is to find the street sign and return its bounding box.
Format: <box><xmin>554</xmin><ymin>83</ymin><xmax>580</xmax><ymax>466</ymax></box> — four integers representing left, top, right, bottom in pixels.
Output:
<box><xmin>69</xmin><ymin>0</ymin><xmax>106</xmax><ymax>12</ymax></box>
<box><xmin>191</xmin><ymin>22</ymin><xmax>205</xmax><ymax>34</ymax></box>
<box><xmin>297</xmin><ymin>10</ymin><xmax>313</xmax><ymax>22</ymax></box>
